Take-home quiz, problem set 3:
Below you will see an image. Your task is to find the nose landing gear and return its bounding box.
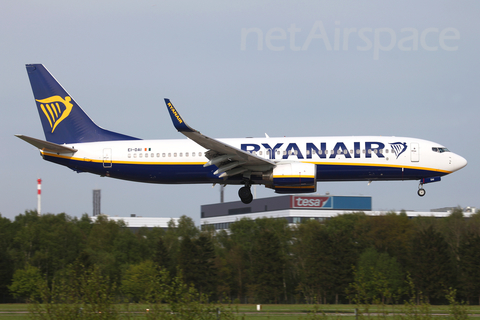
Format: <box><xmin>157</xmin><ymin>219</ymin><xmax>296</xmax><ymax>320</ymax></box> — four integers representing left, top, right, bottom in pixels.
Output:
<box><xmin>417</xmin><ymin>177</ymin><xmax>442</xmax><ymax>197</ymax></box>
<box><xmin>418</xmin><ymin>181</ymin><xmax>426</xmax><ymax>197</ymax></box>
<box><xmin>418</xmin><ymin>187</ymin><xmax>426</xmax><ymax>197</ymax></box>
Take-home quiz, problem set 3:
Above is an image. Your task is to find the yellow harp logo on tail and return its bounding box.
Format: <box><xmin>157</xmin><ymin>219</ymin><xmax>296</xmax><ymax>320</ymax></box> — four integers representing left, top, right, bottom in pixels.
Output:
<box><xmin>36</xmin><ymin>96</ymin><xmax>73</xmax><ymax>133</ymax></box>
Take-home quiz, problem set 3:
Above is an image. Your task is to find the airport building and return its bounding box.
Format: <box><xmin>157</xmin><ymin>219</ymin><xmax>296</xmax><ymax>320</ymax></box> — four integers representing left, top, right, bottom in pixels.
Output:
<box><xmin>90</xmin><ymin>195</ymin><xmax>476</xmax><ymax>232</ymax></box>
<box><xmin>91</xmin><ymin>215</ymin><xmax>179</xmax><ymax>233</ymax></box>
<box><xmin>200</xmin><ymin>194</ymin><xmax>474</xmax><ymax>230</ymax></box>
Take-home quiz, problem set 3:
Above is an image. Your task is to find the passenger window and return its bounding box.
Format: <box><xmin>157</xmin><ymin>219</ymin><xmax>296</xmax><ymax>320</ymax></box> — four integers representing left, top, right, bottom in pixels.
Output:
<box><xmin>179</xmin><ymin>153</ymin><xmax>183</xmax><ymax>157</ymax></box>
<box><xmin>133</xmin><ymin>154</ymin><xmax>137</xmax><ymax>158</ymax></box>
<box><xmin>186</xmin><ymin>152</ymin><xmax>189</xmax><ymax>157</ymax></box>
<box><xmin>156</xmin><ymin>153</ymin><xmax>160</xmax><ymax>157</ymax></box>
<box><xmin>162</xmin><ymin>153</ymin><xmax>166</xmax><ymax>157</ymax></box>
<box><xmin>174</xmin><ymin>153</ymin><xmax>177</xmax><ymax>157</ymax></box>
<box><xmin>192</xmin><ymin>152</ymin><xmax>196</xmax><ymax>157</ymax></box>
<box><xmin>168</xmin><ymin>153</ymin><xmax>171</xmax><ymax>157</ymax></box>
<box><xmin>145</xmin><ymin>153</ymin><xmax>148</xmax><ymax>158</ymax></box>
<box><xmin>128</xmin><ymin>154</ymin><xmax>131</xmax><ymax>158</ymax></box>
<box><xmin>139</xmin><ymin>153</ymin><xmax>143</xmax><ymax>158</ymax></box>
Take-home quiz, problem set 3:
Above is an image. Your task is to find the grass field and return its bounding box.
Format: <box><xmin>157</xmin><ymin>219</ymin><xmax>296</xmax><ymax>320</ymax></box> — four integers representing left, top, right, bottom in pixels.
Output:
<box><xmin>1</xmin><ymin>303</ymin><xmax>479</xmax><ymax>319</ymax></box>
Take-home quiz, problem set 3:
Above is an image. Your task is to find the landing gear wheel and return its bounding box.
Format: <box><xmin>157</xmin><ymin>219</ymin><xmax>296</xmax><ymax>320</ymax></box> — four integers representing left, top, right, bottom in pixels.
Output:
<box><xmin>418</xmin><ymin>188</ymin><xmax>426</xmax><ymax>197</ymax></box>
<box><xmin>238</xmin><ymin>186</ymin><xmax>253</xmax><ymax>204</ymax></box>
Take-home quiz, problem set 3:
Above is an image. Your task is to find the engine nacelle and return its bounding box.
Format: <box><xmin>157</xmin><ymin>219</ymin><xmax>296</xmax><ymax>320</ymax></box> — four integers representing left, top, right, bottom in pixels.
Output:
<box><xmin>264</xmin><ymin>162</ymin><xmax>317</xmax><ymax>194</ymax></box>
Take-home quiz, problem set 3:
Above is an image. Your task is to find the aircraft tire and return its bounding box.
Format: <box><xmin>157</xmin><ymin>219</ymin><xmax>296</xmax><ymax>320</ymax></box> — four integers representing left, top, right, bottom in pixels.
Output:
<box><xmin>241</xmin><ymin>193</ymin><xmax>253</xmax><ymax>204</ymax></box>
<box><xmin>239</xmin><ymin>186</ymin><xmax>253</xmax><ymax>204</ymax></box>
<box><xmin>417</xmin><ymin>188</ymin><xmax>426</xmax><ymax>197</ymax></box>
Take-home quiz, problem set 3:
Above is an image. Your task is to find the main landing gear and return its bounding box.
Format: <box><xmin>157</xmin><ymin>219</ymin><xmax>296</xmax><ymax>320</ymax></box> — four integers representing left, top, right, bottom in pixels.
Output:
<box><xmin>238</xmin><ymin>180</ymin><xmax>253</xmax><ymax>204</ymax></box>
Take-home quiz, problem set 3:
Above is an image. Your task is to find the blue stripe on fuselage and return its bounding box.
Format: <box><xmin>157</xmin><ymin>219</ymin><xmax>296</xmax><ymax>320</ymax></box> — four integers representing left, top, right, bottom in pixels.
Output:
<box><xmin>42</xmin><ymin>154</ymin><xmax>448</xmax><ymax>184</ymax></box>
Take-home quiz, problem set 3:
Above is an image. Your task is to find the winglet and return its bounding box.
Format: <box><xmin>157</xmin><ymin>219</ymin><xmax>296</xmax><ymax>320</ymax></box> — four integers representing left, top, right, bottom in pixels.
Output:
<box><xmin>164</xmin><ymin>99</ymin><xmax>195</xmax><ymax>132</ymax></box>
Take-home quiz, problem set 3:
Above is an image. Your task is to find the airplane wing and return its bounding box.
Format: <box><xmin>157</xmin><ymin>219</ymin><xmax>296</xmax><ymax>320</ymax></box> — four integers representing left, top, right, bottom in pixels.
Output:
<box><xmin>164</xmin><ymin>99</ymin><xmax>275</xmax><ymax>179</ymax></box>
<box><xmin>16</xmin><ymin>135</ymin><xmax>77</xmax><ymax>154</ymax></box>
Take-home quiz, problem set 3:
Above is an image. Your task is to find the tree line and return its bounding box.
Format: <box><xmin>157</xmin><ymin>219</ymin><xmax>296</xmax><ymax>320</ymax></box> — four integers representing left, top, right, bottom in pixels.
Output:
<box><xmin>1</xmin><ymin>208</ymin><xmax>480</xmax><ymax>305</ymax></box>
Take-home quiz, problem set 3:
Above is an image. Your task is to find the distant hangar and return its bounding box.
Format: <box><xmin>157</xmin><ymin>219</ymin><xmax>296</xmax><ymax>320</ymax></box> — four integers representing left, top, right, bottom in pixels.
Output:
<box><xmin>200</xmin><ymin>194</ymin><xmax>470</xmax><ymax>230</ymax></box>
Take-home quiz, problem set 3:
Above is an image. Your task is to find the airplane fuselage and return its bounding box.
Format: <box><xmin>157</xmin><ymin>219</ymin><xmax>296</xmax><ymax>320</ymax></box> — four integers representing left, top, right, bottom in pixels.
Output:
<box><xmin>40</xmin><ymin>135</ymin><xmax>463</xmax><ymax>186</ymax></box>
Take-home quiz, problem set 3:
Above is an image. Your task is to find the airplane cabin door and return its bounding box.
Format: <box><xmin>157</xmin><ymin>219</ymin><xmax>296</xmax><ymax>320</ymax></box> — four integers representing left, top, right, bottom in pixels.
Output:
<box><xmin>410</xmin><ymin>143</ymin><xmax>419</xmax><ymax>162</ymax></box>
<box><xmin>103</xmin><ymin>148</ymin><xmax>112</xmax><ymax>168</ymax></box>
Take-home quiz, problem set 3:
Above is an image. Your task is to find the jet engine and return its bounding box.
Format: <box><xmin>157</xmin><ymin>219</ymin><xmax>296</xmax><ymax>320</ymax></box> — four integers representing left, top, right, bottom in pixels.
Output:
<box><xmin>263</xmin><ymin>162</ymin><xmax>317</xmax><ymax>194</ymax></box>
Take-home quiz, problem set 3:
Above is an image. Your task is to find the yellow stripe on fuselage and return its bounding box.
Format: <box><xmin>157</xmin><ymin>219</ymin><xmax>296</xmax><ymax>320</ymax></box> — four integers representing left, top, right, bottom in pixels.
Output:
<box><xmin>303</xmin><ymin>161</ymin><xmax>452</xmax><ymax>174</ymax></box>
<box><xmin>40</xmin><ymin>151</ymin><xmax>452</xmax><ymax>174</ymax></box>
<box><xmin>41</xmin><ymin>151</ymin><xmax>206</xmax><ymax>165</ymax></box>
<box><xmin>273</xmin><ymin>175</ymin><xmax>316</xmax><ymax>179</ymax></box>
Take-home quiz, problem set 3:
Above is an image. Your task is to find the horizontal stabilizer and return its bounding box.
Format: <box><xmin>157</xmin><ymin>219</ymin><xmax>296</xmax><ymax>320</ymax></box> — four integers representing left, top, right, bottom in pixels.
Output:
<box><xmin>15</xmin><ymin>135</ymin><xmax>77</xmax><ymax>153</ymax></box>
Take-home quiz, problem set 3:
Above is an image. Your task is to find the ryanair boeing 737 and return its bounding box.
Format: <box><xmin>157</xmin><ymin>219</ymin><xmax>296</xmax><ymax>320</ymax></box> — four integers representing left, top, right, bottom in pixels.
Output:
<box><xmin>17</xmin><ymin>64</ymin><xmax>467</xmax><ymax>204</ymax></box>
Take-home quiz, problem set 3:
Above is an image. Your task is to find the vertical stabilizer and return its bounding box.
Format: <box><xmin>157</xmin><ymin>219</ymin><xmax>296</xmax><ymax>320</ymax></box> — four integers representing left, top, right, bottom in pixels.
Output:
<box><xmin>26</xmin><ymin>64</ymin><xmax>139</xmax><ymax>144</ymax></box>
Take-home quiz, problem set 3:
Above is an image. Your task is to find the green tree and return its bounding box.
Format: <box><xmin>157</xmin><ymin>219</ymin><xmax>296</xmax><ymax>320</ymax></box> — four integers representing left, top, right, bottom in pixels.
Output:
<box><xmin>355</xmin><ymin>247</ymin><xmax>404</xmax><ymax>303</ymax></box>
<box><xmin>8</xmin><ymin>264</ymin><xmax>43</xmax><ymax>301</ymax></box>
<box><xmin>326</xmin><ymin>213</ymin><xmax>365</xmax><ymax>304</ymax></box>
<box><xmin>355</xmin><ymin>212</ymin><xmax>413</xmax><ymax>268</ymax></box>
<box><xmin>153</xmin><ymin>235</ymin><xmax>171</xmax><ymax>271</ymax></box>
<box><xmin>177</xmin><ymin>215</ymin><xmax>199</xmax><ymax>239</ymax></box>
<box><xmin>225</xmin><ymin>218</ymin><xmax>258</xmax><ymax>301</ymax></box>
<box><xmin>10</xmin><ymin>212</ymin><xmax>89</xmax><ymax>284</ymax></box>
<box><xmin>178</xmin><ymin>235</ymin><xmax>199</xmax><ymax>286</ymax></box>
<box><xmin>409</xmin><ymin>224</ymin><xmax>454</xmax><ymax>303</ymax></box>
<box><xmin>195</xmin><ymin>233</ymin><xmax>218</xmax><ymax>297</ymax></box>
<box><xmin>30</xmin><ymin>264</ymin><xmax>118</xmax><ymax>319</ymax></box>
<box><xmin>249</xmin><ymin>228</ymin><xmax>285</xmax><ymax>303</ymax></box>
<box><xmin>121</xmin><ymin>260</ymin><xmax>160</xmax><ymax>302</ymax></box>
<box><xmin>294</xmin><ymin>219</ymin><xmax>332</xmax><ymax>304</ymax></box>
<box><xmin>440</xmin><ymin>208</ymin><xmax>467</xmax><ymax>263</ymax></box>
<box><xmin>458</xmin><ymin>232</ymin><xmax>480</xmax><ymax>304</ymax></box>
<box><xmin>0</xmin><ymin>215</ymin><xmax>14</xmax><ymax>302</ymax></box>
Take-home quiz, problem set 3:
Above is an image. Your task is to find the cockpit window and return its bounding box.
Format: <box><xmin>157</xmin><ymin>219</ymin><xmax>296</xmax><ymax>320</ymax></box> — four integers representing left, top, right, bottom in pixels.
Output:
<box><xmin>432</xmin><ymin>147</ymin><xmax>450</xmax><ymax>153</ymax></box>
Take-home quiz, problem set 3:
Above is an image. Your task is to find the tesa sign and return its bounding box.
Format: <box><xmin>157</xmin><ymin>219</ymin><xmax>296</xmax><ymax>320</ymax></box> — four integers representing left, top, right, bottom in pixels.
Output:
<box><xmin>292</xmin><ymin>196</ymin><xmax>329</xmax><ymax>209</ymax></box>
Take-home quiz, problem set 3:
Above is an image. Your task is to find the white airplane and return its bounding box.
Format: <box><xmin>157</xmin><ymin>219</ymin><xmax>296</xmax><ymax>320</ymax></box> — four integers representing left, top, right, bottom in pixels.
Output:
<box><xmin>17</xmin><ymin>64</ymin><xmax>467</xmax><ymax>204</ymax></box>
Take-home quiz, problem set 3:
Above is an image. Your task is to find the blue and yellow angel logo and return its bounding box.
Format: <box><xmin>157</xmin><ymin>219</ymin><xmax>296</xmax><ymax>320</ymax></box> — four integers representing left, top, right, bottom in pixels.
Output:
<box><xmin>36</xmin><ymin>96</ymin><xmax>73</xmax><ymax>133</ymax></box>
<box><xmin>389</xmin><ymin>142</ymin><xmax>408</xmax><ymax>159</ymax></box>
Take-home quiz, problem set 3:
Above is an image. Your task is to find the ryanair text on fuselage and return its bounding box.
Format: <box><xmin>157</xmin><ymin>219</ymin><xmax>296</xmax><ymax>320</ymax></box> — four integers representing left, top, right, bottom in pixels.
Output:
<box><xmin>241</xmin><ymin>141</ymin><xmax>407</xmax><ymax>160</ymax></box>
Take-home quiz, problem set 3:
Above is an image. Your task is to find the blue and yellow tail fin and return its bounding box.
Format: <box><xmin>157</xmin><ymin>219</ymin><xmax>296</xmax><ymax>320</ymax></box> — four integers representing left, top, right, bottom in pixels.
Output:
<box><xmin>26</xmin><ymin>64</ymin><xmax>139</xmax><ymax>144</ymax></box>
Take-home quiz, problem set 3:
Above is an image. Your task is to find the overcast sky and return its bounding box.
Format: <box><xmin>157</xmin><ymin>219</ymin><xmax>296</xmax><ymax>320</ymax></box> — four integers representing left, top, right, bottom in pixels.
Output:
<box><xmin>1</xmin><ymin>1</ymin><xmax>478</xmax><ymax>225</ymax></box>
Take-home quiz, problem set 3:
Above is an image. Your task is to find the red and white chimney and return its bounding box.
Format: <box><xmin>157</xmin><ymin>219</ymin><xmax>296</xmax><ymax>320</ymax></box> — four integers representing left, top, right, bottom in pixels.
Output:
<box><xmin>37</xmin><ymin>178</ymin><xmax>42</xmax><ymax>215</ymax></box>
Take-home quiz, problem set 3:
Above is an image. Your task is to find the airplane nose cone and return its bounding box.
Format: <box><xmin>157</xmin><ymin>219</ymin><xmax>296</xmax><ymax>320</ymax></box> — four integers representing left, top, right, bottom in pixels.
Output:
<box><xmin>453</xmin><ymin>154</ymin><xmax>467</xmax><ymax>172</ymax></box>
